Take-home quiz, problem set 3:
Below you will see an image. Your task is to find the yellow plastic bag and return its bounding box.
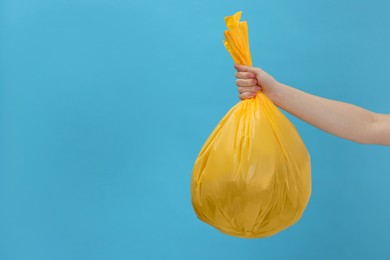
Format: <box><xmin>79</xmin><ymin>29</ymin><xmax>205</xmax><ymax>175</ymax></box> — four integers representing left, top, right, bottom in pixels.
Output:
<box><xmin>191</xmin><ymin>11</ymin><xmax>312</xmax><ymax>238</ymax></box>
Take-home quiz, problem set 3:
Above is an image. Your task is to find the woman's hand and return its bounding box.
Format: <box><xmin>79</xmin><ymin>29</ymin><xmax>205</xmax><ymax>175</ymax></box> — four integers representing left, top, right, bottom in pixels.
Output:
<box><xmin>234</xmin><ymin>64</ymin><xmax>281</xmax><ymax>102</ymax></box>
<box><xmin>234</xmin><ymin>65</ymin><xmax>390</xmax><ymax>145</ymax></box>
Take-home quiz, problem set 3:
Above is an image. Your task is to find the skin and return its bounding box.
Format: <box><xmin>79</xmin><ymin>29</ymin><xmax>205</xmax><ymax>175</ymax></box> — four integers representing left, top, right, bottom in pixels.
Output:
<box><xmin>234</xmin><ymin>64</ymin><xmax>390</xmax><ymax>146</ymax></box>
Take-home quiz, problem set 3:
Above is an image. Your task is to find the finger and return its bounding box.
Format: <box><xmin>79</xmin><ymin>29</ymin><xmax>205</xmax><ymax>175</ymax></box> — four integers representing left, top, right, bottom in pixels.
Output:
<box><xmin>238</xmin><ymin>86</ymin><xmax>261</xmax><ymax>94</ymax></box>
<box><xmin>236</xmin><ymin>78</ymin><xmax>258</xmax><ymax>87</ymax></box>
<box><xmin>239</xmin><ymin>92</ymin><xmax>257</xmax><ymax>100</ymax></box>
<box><xmin>234</xmin><ymin>64</ymin><xmax>261</xmax><ymax>74</ymax></box>
<box><xmin>235</xmin><ymin>72</ymin><xmax>255</xmax><ymax>79</ymax></box>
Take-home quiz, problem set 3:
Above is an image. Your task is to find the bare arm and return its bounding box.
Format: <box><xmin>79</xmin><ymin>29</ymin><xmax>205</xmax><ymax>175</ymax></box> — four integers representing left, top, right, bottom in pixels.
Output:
<box><xmin>273</xmin><ymin>84</ymin><xmax>390</xmax><ymax>144</ymax></box>
<box><xmin>234</xmin><ymin>64</ymin><xmax>390</xmax><ymax>145</ymax></box>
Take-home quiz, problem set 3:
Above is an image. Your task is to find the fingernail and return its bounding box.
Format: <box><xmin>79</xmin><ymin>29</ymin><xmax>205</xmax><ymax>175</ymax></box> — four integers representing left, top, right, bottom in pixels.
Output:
<box><xmin>255</xmin><ymin>87</ymin><xmax>261</xmax><ymax>91</ymax></box>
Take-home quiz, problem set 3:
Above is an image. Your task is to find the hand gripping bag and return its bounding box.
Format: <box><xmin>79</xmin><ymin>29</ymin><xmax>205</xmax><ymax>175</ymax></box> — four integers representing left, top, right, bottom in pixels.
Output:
<box><xmin>191</xmin><ymin>11</ymin><xmax>312</xmax><ymax>238</ymax></box>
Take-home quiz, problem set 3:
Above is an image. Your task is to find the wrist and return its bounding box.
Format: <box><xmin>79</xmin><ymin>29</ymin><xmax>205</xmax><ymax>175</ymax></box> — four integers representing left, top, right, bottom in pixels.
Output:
<box><xmin>266</xmin><ymin>82</ymin><xmax>285</xmax><ymax>105</ymax></box>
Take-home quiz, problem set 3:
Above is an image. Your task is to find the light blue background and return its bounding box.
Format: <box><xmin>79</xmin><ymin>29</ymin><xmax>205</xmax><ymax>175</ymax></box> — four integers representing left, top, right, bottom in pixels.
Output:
<box><xmin>1</xmin><ymin>0</ymin><xmax>390</xmax><ymax>259</ymax></box>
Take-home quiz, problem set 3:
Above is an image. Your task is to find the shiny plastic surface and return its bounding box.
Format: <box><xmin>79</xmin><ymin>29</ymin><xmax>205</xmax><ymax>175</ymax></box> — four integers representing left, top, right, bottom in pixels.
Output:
<box><xmin>191</xmin><ymin>11</ymin><xmax>312</xmax><ymax>238</ymax></box>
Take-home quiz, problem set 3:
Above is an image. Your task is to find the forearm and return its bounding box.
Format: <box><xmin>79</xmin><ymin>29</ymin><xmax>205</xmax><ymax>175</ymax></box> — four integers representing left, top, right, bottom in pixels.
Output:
<box><xmin>272</xmin><ymin>83</ymin><xmax>381</xmax><ymax>144</ymax></box>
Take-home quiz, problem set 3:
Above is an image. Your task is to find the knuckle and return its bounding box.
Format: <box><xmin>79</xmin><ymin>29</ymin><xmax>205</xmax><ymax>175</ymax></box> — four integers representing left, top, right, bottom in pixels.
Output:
<box><xmin>246</xmin><ymin>79</ymin><xmax>252</xmax><ymax>85</ymax></box>
<box><xmin>243</xmin><ymin>92</ymin><xmax>250</xmax><ymax>98</ymax></box>
<box><xmin>241</xmin><ymin>79</ymin><xmax>249</xmax><ymax>86</ymax></box>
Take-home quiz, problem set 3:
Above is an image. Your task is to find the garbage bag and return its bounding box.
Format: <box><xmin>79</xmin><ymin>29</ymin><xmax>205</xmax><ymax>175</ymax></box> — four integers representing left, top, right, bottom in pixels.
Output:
<box><xmin>191</xmin><ymin>11</ymin><xmax>312</xmax><ymax>238</ymax></box>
